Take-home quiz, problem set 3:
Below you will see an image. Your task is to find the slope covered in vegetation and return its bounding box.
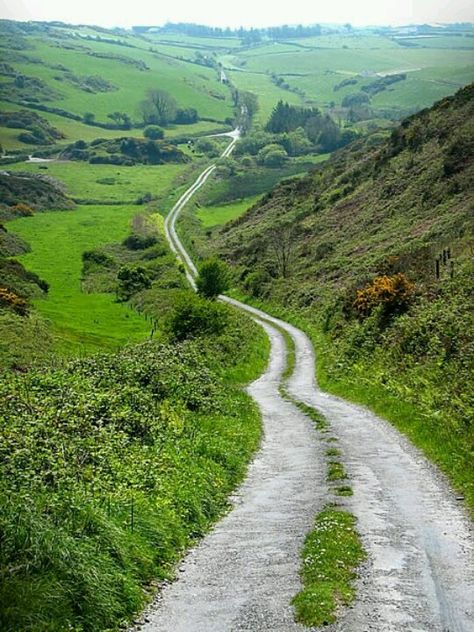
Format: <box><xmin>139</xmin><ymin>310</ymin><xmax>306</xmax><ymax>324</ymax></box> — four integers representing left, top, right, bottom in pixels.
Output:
<box><xmin>0</xmin><ymin>297</ymin><xmax>268</xmax><ymax>632</ymax></box>
<box><xmin>211</xmin><ymin>84</ymin><xmax>474</xmax><ymax>507</ymax></box>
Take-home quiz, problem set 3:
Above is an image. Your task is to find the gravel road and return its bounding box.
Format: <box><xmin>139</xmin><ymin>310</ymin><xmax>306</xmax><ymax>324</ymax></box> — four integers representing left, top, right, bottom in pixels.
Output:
<box><xmin>137</xmin><ymin>322</ymin><xmax>325</xmax><ymax>632</ymax></box>
<box><xmin>138</xmin><ymin>139</ymin><xmax>474</xmax><ymax>632</ymax></box>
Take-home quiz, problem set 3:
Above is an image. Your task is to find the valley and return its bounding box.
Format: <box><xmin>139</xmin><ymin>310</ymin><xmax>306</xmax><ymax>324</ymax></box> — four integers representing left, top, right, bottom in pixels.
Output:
<box><xmin>0</xmin><ymin>16</ymin><xmax>473</xmax><ymax>632</ymax></box>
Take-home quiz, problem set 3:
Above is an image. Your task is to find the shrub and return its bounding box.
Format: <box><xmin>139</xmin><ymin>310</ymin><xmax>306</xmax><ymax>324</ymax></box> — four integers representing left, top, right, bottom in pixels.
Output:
<box><xmin>122</xmin><ymin>234</ymin><xmax>158</xmax><ymax>251</ymax></box>
<box><xmin>143</xmin><ymin>125</ymin><xmax>164</xmax><ymax>140</ymax></box>
<box><xmin>196</xmin><ymin>258</ymin><xmax>231</xmax><ymax>299</ymax></box>
<box><xmin>195</xmin><ymin>138</ymin><xmax>220</xmax><ymax>157</ymax></box>
<box><xmin>165</xmin><ymin>293</ymin><xmax>229</xmax><ymax>341</ymax></box>
<box><xmin>0</xmin><ymin>287</ymin><xmax>28</xmax><ymax>315</ymax></box>
<box><xmin>11</xmin><ymin>203</ymin><xmax>34</xmax><ymax>216</ymax></box>
<box><xmin>117</xmin><ymin>265</ymin><xmax>151</xmax><ymax>300</ymax></box>
<box><xmin>244</xmin><ymin>269</ymin><xmax>271</xmax><ymax>298</ymax></box>
<box><xmin>353</xmin><ymin>273</ymin><xmax>415</xmax><ymax>320</ymax></box>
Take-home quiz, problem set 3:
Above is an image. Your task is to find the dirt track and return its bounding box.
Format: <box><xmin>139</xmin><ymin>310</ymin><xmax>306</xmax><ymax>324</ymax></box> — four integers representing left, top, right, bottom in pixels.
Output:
<box><xmin>137</xmin><ymin>139</ymin><xmax>474</xmax><ymax>632</ymax></box>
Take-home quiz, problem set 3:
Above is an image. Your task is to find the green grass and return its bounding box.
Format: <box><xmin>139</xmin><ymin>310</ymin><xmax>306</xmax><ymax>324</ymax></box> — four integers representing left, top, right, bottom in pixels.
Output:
<box><xmin>196</xmin><ymin>195</ymin><xmax>262</xmax><ymax>228</ymax></box>
<box><xmin>226</xmin><ymin>70</ymin><xmax>302</xmax><ymax>124</ymax></box>
<box><xmin>0</xmin><ymin>312</ymin><xmax>269</xmax><ymax>632</ymax></box>
<box><xmin>292</xmin><ymin>505</ymin><xmax>366</xmax><ymax>627</ymax></box>
<box><xmin>335</xmin><ymin>485</ymin><xmax>353</xmax><ymax>497</ymax></box>
<box><xmin>11</xmin><ymin>35</ymin><xmax>233</xmax><ymax>123</ymax></box>
<box><xmin>10</xmin><ymin>204</ymin><xmax>150</xmax><ymax>353</ymax></box>
<box><xmin>229</xmin><ymin>292</ymin><xmax>474</xmax><ymax>516</ymax></box>
<box><xmin>327</xmin><ymin>461</ymin><xmax>348</xmax><ymax>482</ymax></box>
<box><xmin>0</xmin><ymin>100</ymin><xmax>228</xmax><ymax>149</ymax></box>
<box><xmin>8</xmin><ymin>161</ymin><xmax>185</xmax><ymax>203</ymax></box>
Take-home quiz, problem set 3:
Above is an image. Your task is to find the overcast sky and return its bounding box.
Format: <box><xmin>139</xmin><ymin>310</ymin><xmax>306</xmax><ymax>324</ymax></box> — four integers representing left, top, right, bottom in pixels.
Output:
<box><xmin>1</xmin><ymin>0</ymin><xmax>473</xmax><ymax>29</ymax></box>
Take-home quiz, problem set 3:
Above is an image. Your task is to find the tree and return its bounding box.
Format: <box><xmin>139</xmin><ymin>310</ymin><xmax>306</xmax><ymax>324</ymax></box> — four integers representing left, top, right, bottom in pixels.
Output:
<box><xmin>195</xmin><ymin>138</ymin><xmax>220</xmax><ymax>157</ymax></box>
<box><xmin>107</xmin><ymin>111</ymin><xmax>132</xmax><ymax>129</ymax></box>
<box><xmin>267</xmin><ymin>224</ymin><xmax>297</xmax><ymax>278</ymax></box>
<box><xmin>143</xmin><ymin>125</ymin><xmax>164</xmax><ymax>140</ymax></box>
<box><xmin>139</xmin><ymin>89</ymin><xmax>177</xmax><ymax>126</ymax></box>
<box><xmin>175</xmin><ymin>107</ymin><xmax>198</xmax><ymax>124</ymax></box>
<box><xmin>196</xmin><ymin>258</ymin><xmax>231</xmax><ymax>299</ymax></box>
<box><xmin>342</xmin><ymin>92</ymin><xmax>370</xmax><ymax>108</ymax></box>
<box><xmin>257</xmin><ymin>143</ymin><xmax>288</xmax><ymax>166</ymax></box>
<box><xmin>165</xmin><ymin>292</ymin><xmax>229</xmax><ymax>341</ymax></box>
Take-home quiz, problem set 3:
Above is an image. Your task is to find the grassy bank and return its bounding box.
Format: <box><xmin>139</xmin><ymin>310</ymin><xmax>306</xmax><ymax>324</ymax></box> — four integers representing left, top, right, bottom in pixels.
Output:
<box><xmin>228</xmin><ymin>289</ymin><xmax>474</xmax><ymax>516</ymax></box>
<box><xmin>0</xmin><ymin>304</ymin><xmax>269</xmax><ymax>632</ymax></box>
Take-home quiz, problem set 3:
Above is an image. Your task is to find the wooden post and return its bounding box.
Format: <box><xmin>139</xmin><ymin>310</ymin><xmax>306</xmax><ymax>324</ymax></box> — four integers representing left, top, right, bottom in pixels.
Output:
<box><xmin>450</xmin><ymin>260</ymin><xmax>455</xmax><ymax>279</ymax></box>
<box><xmin>435</xmin><ymin>258</ymin><xmax>440</xmax><ymax>279</ymax></box>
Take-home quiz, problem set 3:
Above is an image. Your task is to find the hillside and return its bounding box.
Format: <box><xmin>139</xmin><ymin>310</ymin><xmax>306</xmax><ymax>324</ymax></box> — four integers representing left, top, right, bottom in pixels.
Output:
<box><xmin>209</xmin><ymin>84</ymin><xmax>474</xmax><ymax>504</ymax></box>
<box><xmin>218</xmin><ymin>83</ymin><xmax>473</xmax><ymax>292</ymax></box>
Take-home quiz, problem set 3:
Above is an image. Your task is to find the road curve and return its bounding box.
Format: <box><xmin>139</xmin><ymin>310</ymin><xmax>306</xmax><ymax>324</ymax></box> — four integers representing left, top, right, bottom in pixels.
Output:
<box><xmin>150</xmin><ymin>138</ymin><xmax>474</xmax><ymax>631</ymax></box>
<box><xmin>138</xmin><ymin>322</ymin><xmax>325</xmax><ymax>631</ymax></box>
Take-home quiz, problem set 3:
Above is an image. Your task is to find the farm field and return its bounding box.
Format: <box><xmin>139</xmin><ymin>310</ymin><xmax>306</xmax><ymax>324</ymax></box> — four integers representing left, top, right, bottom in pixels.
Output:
<box><xmin>217</xmin><ymin>31</ymin><xmax>474</xmax><ymax>120</ymax></box>
<box><xmin>196</xmin><ymin>195</ymin><xmax>263</xmax><ymax>228</ymax></box>
<box><xmin>0</xmin><ymin>96</ymin><xmax>228</xmax><ymax>151</ymax></box>
<box><xmin>10</xmin><ymin>204</ymin><xmax>151</xmax><ymax>353</ymax></box>
<box><xmin>8</xmin><ymin>161</ymin><xmax>186</xmax><ymax>203</ymax></box>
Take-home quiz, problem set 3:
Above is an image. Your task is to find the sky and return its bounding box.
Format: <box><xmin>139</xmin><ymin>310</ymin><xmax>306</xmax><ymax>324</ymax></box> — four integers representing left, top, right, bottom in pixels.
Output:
<box><xmin>1</xmin><ymin>0</ymin><xmax>473</xmax><ymax>29</ymax></box>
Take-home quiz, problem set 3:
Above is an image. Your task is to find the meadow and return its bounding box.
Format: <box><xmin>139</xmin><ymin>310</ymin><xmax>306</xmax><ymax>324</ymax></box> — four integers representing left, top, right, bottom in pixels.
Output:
<box><xmin>0</xmin><ymin>97</ymin><xmax>228</xmax><ymax>151</ymax></box>
<box><xmin>8</xmin><ymin>35</ymin><xmax>233</xmax><ymax>123</ymax></box>
<box><xmin>8</xmin><ymin>161</ymin><xmax>186</xmax><ymax>203</ymax></box>
<box><xmin>219</xmin><ymin>31</ymin><xmax>474</xmax><ymax>120</ymax></box>
<box><xmin>10</xmin><ymin>204</ymin><xmax>151</xmax><ymax>353</ymax></box>
<box><xmin>196</xmin><ymin>194</ymin><xmax>263</xmax><ymax>228</ymax></box>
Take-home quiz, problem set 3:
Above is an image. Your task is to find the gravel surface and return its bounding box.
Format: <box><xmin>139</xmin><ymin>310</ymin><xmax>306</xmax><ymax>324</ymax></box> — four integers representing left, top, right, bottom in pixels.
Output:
<box><xmin>227</xmin><ymin>302</ymin><xmax>474</xmax><ymax>632</ymax></box>
<box><xmin>136</xmin><ymin>322</ymin><xmax>325</xmax><ymax>631</ymax></box>
<box><xmin>141</xmin><ymin>149</ymin><xmax>474</xmax><ymax>631</ymax></box>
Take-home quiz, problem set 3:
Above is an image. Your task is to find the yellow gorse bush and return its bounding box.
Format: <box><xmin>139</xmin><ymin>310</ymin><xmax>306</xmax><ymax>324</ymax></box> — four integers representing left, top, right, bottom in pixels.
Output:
<box><xmin>353</xmin><ymin>273</ymin><xmax>415</xmax><ymax>317</ymax></box>
<box><xmin>0</xmin><ymin>287</ymin><xmax>28</xmax><ymax>315</ymax></box>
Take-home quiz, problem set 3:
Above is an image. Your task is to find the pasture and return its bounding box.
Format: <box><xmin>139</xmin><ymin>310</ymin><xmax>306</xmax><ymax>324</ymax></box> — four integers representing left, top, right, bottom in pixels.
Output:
<box><xmin>197</xmin><ymin>195</ymin><xmax>263</xmax><ymax>228</ymax></box>
<box><xmin>10</xmin><ymin>204</ymin><xmax>151</xmax><ymax>353</ymax></box>
<box><xmin>8</xmin><ymin>160</ymin><xmax>186</xmax><ymax>203</ymax></box>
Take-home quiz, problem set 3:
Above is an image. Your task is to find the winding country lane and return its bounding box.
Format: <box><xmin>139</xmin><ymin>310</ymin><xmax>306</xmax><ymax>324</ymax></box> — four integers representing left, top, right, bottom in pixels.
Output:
<box><xmin>138</xmin><ymin>136</ymin><xmax>474</xmax><ymax>632</ymax></box>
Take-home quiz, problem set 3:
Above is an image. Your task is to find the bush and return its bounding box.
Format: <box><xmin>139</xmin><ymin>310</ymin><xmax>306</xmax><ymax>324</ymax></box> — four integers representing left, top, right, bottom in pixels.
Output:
<box><xmin>353</xmin><ymin>273</ymin><xmax>415</xmax><ymax>320</ymax></box>
<box><xmin>256</xmin><ymin>143</ymin><xmax>288</xmax><ymax>167</ymax></box>
<box><xmin>196</xmin><ymin>258</ymin><xmax>231</xmax><ymax>299</ymax></box>
<box><xmin>0</xmin><ymin>287</ymin><xmax>28</xmax><ymax>315</ymax></box>
<box><xmin>117</xmin><ymin>265</ymin><xmax>151</xmax><ymax>300</ymax></box>
<box><xmin>195</xmin><ymin>138</ymin><xmax>220</xmax><ymax>157</ymax></box>
<box><xmin>11</xmin><ymin>203</ymin><xmax>34</xmax><ymax>216</ymax></box>
<box><xmin>165</xmin><ymin>293</ymin><xmax>229</xmax><ymax>341</ymax></box>
<box><xmin>244</xmin><ymin>269</ymin><xmax>271</xmax><ymax>298</ymax></box>
<box><xmin>122</xmin><ymin>234</ymin><xmax>158</xmax><ymax>250</ymax></box>
<box><xmin>143</xmin><ymin>125</ymin><xmax>164</xmax><ymax>140</ymax></box>
<box><xmin>175</xmin><ymin>107</ymin><xmax>198</xmax><ymax>124</ymax></box>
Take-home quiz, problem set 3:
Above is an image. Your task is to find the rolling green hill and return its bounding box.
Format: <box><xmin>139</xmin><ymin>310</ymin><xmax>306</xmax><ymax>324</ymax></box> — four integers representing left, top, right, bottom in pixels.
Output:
<box><xmin>1</xmin><ymin>20</ymin><xmax>473</xmax><ymax>155</ymax></box>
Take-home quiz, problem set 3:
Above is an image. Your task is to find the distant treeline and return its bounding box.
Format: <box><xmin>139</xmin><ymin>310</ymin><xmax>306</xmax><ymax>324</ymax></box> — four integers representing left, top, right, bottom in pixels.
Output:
<box><xmin>132</xmin><ymin>22</ymin><xmax>323</xmax><ymax>41</ymax></box>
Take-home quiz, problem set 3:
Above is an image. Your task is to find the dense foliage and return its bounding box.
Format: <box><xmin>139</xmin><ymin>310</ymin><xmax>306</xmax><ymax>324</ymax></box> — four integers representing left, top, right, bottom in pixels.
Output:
<box><xmin>0</xmin><ymin>173</ymin><xmax>74</xmax><ymax>213</ymax></box>
<box><xmin>0</xmin><ymin>308</ymin><xmax>268</xmax><ymax>632</ymax></box>
<box><xmin>0</xmin><ymin>110</ymin><xmax>64</xmax><ymax>145</ymax></box>
<box><xmin>62</xmin><ymin>137</ymin><xmax>189</xmax><ymax>166</ymax></box>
